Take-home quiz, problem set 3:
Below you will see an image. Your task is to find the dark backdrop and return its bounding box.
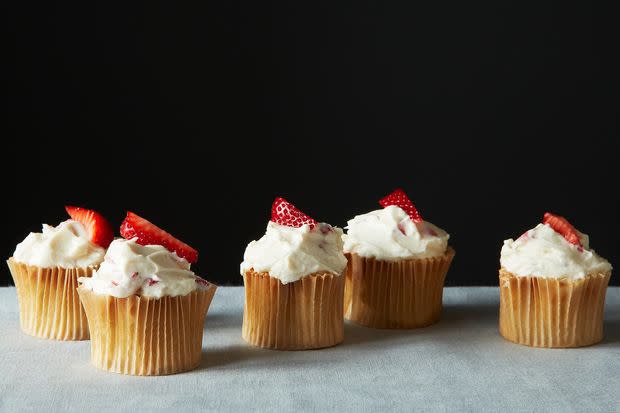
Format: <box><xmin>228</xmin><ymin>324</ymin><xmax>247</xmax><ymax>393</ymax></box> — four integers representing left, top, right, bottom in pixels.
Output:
<box><xmin>2</xmin><ymin>2</ymin><xmax>617</xmax><ymax>286</ymax></box>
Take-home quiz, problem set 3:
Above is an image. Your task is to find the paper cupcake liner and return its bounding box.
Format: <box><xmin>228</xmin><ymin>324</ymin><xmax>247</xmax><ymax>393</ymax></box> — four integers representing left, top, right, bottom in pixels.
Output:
<box><xmin>499</xmin><ymin>268</ymin><xmax>611</xmax><ymax>348</ymax></box>
<box><xmin>242</xmin><ymin>270</ymin><xmax>344</xmax><ymax>350</ymax></box>
<box><xmin>6</xmin><ymin>257</ymin><xmax>93</xmax><ymax>340</ymax></box>
<box><xmin>344</xmin><ymin>248</ymin><xmax>455</xmax><ymax>329</ymax></box>
<box><xmin>78</xmin><ymin>284</ymin><xmax>217</xmax><ymax>376</ymax></box>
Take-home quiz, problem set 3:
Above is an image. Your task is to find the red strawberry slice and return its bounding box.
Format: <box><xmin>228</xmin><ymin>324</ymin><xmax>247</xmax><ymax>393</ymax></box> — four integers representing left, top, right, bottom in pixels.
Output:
<box><xmin>379</xmin><ymin>188</ymin><xmax>423</xmax><ymax>223</ymax></box>
<box><xmin>271</xmin><ymin>197</ymin><xmax>317</xmax><ymax>228</ymax></box>
<box><xmin>65</xmin><ymin>206</ymin><xmax>114</xmax><ymax>248</ymax></box>
<box><xmin>543</xmin><ymin>212</ymin><xmax>582</xmax><ymax>247</ymax></box>
<box><xmin>120</xmin><ymin>212</ymin><xmax>199</xmax><ymax>263</ymax></box>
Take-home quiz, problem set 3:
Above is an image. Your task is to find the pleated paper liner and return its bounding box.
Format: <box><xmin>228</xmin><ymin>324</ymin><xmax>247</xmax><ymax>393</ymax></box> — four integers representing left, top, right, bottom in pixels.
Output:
<box><xmin>6</xmin><ymin>257</ymin><xmax>93</xmax><ymax>340</ymax></box>
<box><xmin>499</xmin><ymin>268</ymin><xmax>611</xmax><ymax>348</ymax></box>
<box><xmin>78</xmin><ymin>284</ymin><xmax>217</xmax><ymax>376</ymax></box>
<box><xmin>242</xmin><ymin>270</ymin><xmax>344</xmax><ymax>350</ymax></box>
<box><xmin>344</xmin><ymin>247</ymin><xmax>455</xmax><ymax>329</ymax></box>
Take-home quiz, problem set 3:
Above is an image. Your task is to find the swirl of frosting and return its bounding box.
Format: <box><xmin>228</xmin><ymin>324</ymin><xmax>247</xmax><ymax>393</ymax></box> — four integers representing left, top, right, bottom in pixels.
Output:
<box><xmin>13</xmin><ymin>220</ymin><xmax>105</xmax><ymax>268</ymax></box>
<box><xmin>80</xmin><ymin>238</ymin><xmax>209</xmax><ymax>298</ymax></box>
<box><xmin>342</xmin><ymin>205</ymin><xmax>449</xmax><ymax>260</ymax></box>
<box><xmin>240</xmin><ymin>221</ymin><xmax>348</xmax><ymax>284</ymax></box>
<box><xmin>500</xmin><ymin>223</ymin><xmax>612</xmax><ymax>279</ymax></box>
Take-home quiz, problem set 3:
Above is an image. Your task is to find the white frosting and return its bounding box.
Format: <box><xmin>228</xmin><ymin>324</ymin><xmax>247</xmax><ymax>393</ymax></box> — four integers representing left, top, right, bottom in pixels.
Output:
<box><xmin>80</xmin><ymin>238</ymin><xmax>209</xmax><ymax>298</ymax></box>
<box><xmin>13</xmin><ymin>220</ymin><xmax>105</xmax><ymax>268</ymax></box>
<box><xmin>500</xmin><ymin>223</ymin><xmax>612</xmax><ymax>279</ymax></box>
<box><xmin>342</xmin><ymin>205</ymin><xmax>449</xmax><ymax>260</ymax></box>
<box><xmin>240</xmin><ymin>221</ymin><xmax>348</xmax><ymax>284</ymax></box>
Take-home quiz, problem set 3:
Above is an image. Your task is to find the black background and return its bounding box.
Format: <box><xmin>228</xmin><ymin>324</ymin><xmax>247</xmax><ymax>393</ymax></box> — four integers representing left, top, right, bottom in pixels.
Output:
<box><xmin>2</xmin><ymin>2</ymin><xmax>617</xmax><ymax>286</ymax></box>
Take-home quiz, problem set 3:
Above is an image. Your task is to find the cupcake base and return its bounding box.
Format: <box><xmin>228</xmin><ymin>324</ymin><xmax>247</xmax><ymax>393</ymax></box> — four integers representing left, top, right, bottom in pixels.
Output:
<box><xmin>344</xmin><ymin>248</ymin><xmax>455</xmax><ymax>329</ymax></box>
<box><xmin>78</xmin><ymin>285</ymin><xmax>217</xmax><ymax>376</ymax></box>
<box><xmin>7</xmin><ymin>257</ymin><xmax>93</xmax><ymax>340</ymax></box>
<box><xmin>499</xmin><ymin>268</ymin><xmax>611</xmax><ymax>348</ymax></box>
<box><xmin>242</xmin><ymin>270</ymin><xmax>344</xmax><ymax>350</ymax></box>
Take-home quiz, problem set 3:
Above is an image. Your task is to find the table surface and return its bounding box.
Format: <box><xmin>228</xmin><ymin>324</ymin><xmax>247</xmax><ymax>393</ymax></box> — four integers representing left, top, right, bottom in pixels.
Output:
<box><xmin>0</xmin><ymin>287</ymin><xmax>618</xmax><ymax>413</ymax></box>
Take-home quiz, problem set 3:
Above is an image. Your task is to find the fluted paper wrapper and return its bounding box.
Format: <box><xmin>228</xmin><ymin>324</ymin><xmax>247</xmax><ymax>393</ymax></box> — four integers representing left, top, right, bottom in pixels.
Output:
<box><xmin>344</xmin><ymin>248</ymin><xmax>455</xmax><ymax>329</ymax></box>
<box><xmin>78</xmin><ymin>284</ymin><xmax>216</xmax><ymax>376</ymax></box>
<box><xmin>499</xmin><ymin>268</ymin><xmax>611</xmax><ymax>348</ymax></box>
<box><xmin>7</xmin><ymin>257</ymin><xmax>92</xmax><ymax>340</ymax></box>
<box><xmin>242</xmin><ymin>270</ymin><xmax>344</xmax><ymax>350</ymax></box>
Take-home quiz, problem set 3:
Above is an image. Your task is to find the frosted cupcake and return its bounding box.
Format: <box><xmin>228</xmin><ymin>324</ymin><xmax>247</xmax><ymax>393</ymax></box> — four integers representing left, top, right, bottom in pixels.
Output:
<box><xmin>342</xmin><ymin>189</ymin><xmax>455</xmax><ymax>329</ymax></box>
<box><xmin>78</xmin><ymin>212</ymin><xmax>216</xmax><ymax>375</ymax></box>
<box><xmin>7</xmin><ymin>206</ymin><xmax>113</xmax><ymax>340</ymax></box>
<box><xmin>241</xmin><ymin>198</ymin><xmax>347</xmax><ymax>350</ymax></box>
<box><xmin>499</xmin><ymin>213</ymin><xmax>612</xmax><ymax>348</ymax></box>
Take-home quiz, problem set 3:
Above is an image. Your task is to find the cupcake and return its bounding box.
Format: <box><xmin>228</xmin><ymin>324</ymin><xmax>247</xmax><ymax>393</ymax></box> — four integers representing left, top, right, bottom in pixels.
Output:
<box><xmin>499</xmin><ymin>212</ymin><xmax>612</xmax><ymax>348</ymax></box>
<box><xmin>342</xmin><ymin>189</ymin><xmax>455</xmax><ymax>329</ymax></box>
<box><xmin>240</xmin><ymin>198</ymin><xmax>347</xmax><ymax>350</ymax></box>
<box><xmin>78</xmin><ymin>212</ymin><xmax>217</xmax><ymax>375</ymax></box>
<box><xmin>7</xmin><ymin>206</ymin><xmax>113</xmax><ymax>340</ymax></box>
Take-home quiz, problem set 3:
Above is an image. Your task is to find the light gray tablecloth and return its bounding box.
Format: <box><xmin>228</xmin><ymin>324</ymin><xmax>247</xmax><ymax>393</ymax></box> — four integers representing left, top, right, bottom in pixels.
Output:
<box><xmin>0</xmin><ymin>287</ymin><xmax>618</xmax><ymax>412</ymax></box>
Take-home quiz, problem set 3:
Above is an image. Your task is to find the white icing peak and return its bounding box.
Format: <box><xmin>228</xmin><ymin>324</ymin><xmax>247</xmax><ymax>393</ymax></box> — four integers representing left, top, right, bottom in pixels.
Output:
<box><xmin>13</xmin><ymin>220</ymin><xmax>105</xmax><ymax>268</ymax></box>
<box><xmin>500</xmin><ymin>223</ymin><xmax>612</xmax><ymax>279</ymax></box>
<box><xmin>240</xmin><ymin>221</ymin><xmax>348</xmax><ymax>284</ymax></box>
<box><xmin>342</xmin><ymin>205</ymin><xmax>449</xmax><ymax>260</ymax></box>
<box><xmin>80</xmin><ymin>238</ymin><xmax>209</xmax><ymax>298</ymax></box>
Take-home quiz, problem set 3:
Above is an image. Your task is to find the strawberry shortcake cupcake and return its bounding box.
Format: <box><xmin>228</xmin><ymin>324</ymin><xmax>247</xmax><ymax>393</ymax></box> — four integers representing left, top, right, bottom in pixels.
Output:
<box><xmin>342</xmin><ymin>189</ymin><xmax>455</xmax><ymax>329</ymax></box>
<box><xmin>241</xmin><ymin>198</ymin><xmax>348</xmax><ymax>350</ymax></box>
<box><xmin>7</xmin><ymin>206</ymin><xmax>113</xmax><ymax>340</ymax></box>
<box><xmin>499</xmin><ymin>213</ymin><xmax>612</xmax><ymax>348</ymax></box>
<box><xmin>78</xmin><ymin>212</ymin><xmax>217</xmax><ymax>375</ymax></box>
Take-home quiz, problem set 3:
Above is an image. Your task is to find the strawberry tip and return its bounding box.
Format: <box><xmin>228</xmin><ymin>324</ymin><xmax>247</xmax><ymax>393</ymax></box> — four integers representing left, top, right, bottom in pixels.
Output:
<box><xmin>542</xmin><ymin>212</ymin><xmax>582</xmax><ymax>248</ymax></box>
<box><xmin>64</xmin><ymin>205</ymin><xmax>114</xmax><ymax>249</ymax></box>
<box><xmin>271</xmin><ymin>197</ymin><xmax>317</xmax><ymax>229</ymax></box>
<box><xmin>379</xmin><ymin>188</ymin><xmax>423</xmax><ymax>223</ymax></box>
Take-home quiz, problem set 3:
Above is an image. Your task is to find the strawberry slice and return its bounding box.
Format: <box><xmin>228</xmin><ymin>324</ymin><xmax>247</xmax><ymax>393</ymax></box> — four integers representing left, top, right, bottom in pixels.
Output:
<box><xmin>379</xmin><ymin>188</ymin><xmax>423</xmax><ymax>223</ymax></box>
<box><xmin>271</xmin><ymin>197</ymin><xmax>317</xmax><ymax>229</ymax></box>
<box><xmin>120</xmin><ymin>212</ymin><xmax>198</xmax><ymax>263</ymax></box>
<box><xmin>65</xmin><ymin>206</ymin><xmax>114</xmax><ymax>248</ymax></box>
<box><xmin>543</xmin><ymin>212</ymin><xmax>582</xmax><ymax>247</ymax></box>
